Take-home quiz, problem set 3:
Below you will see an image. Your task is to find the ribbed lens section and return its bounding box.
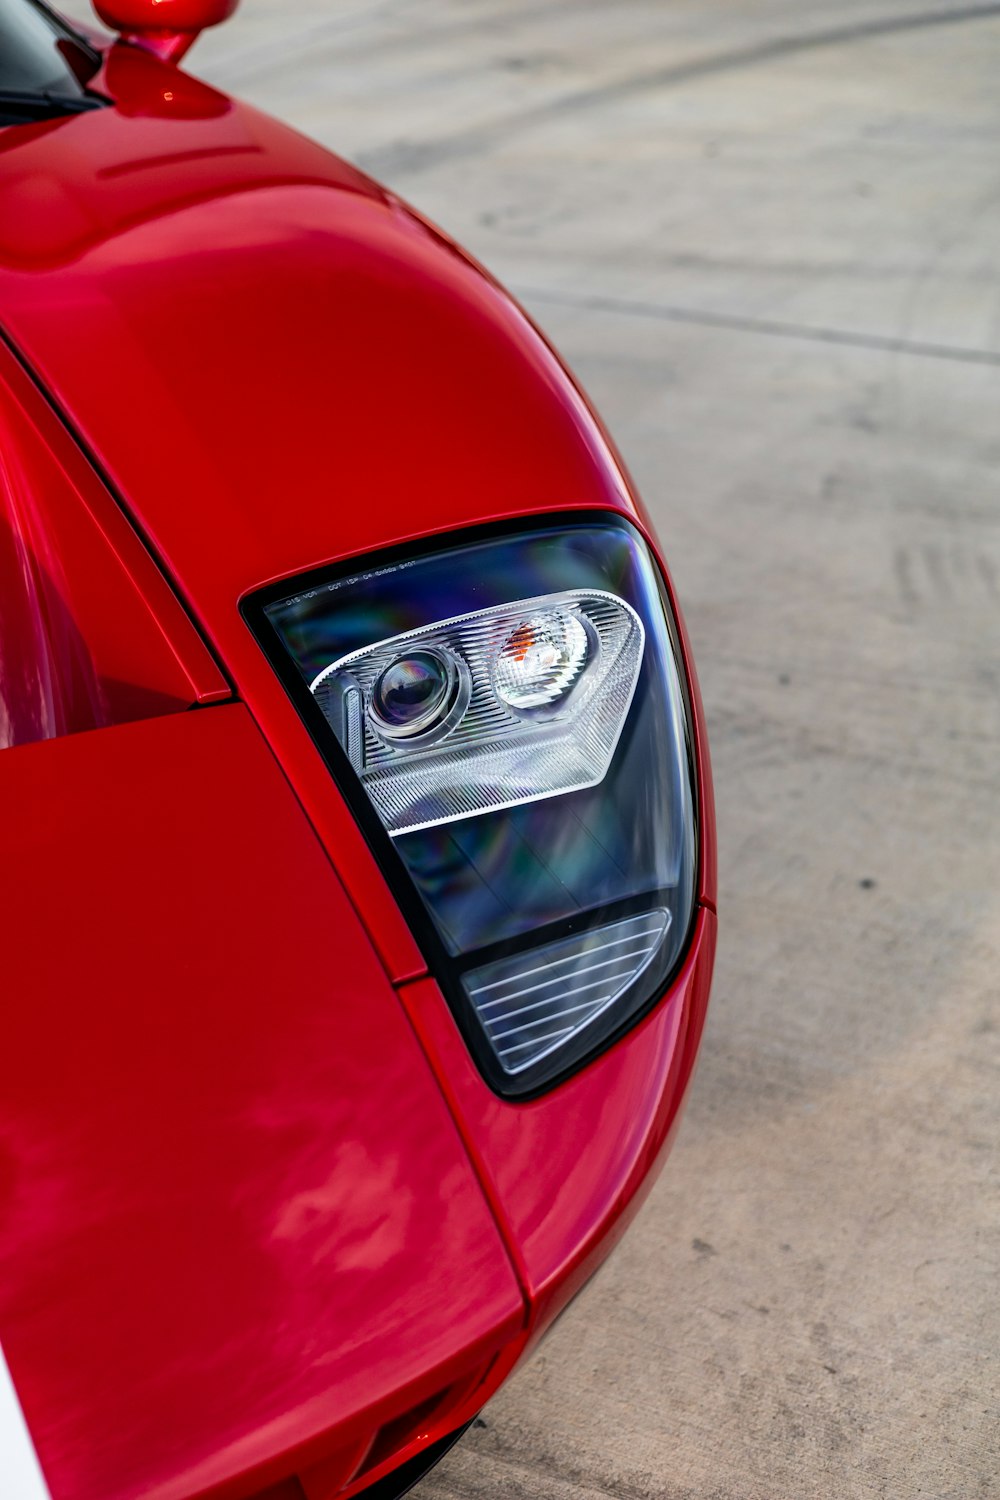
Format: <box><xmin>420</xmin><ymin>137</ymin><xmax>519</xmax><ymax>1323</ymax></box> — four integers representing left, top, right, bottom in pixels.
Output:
<box><xmin>310</xmin><ymin>589</ymin><xmax>643</xmax><ymax>836</ymax></box>
<box><xmin>463</xmin><ymin>909</ymin><xmax>671</xmax><ymax>1077</ymax></box>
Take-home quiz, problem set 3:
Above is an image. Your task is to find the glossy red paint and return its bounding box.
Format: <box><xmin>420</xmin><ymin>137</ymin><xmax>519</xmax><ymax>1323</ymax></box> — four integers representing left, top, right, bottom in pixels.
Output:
<box><xmin>0</xmin><ymin>13</ymin><xmax>717</xmax><ymax>1498</ymax></box>
<box><xmin>0</xmin><ymin>41</ymin><xmax>714</xmax><ymax>928</ymax></box>
<box><xmin>0</xmin><ymin>338</ymin><xmax>228</xmax><ymax>749</ymax></box>
<box><xmin>92</xmin><ymin>0</ymin><xmax>240</xmax><ymax>62</ymax></box>
<box><xmin>398</xmin><ymin>907</ymin><xmax>717</xmax><ymax>1334</ymax></box>
<box><xmin>0</xmin><ymin>706</ymin><xmax>523</xmax><ymax>1500</ymax></box>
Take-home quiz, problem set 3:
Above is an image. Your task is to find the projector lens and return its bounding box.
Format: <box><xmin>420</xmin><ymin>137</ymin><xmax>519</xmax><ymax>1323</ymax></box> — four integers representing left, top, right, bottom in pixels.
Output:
<box><xmin>369</xmin><ymin>649</ymin><xmax>457</xmax><ymax>739</ymax></box>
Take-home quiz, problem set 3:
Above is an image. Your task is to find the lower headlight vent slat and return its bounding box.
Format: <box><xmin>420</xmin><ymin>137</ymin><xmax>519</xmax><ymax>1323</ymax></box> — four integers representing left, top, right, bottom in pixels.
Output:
<box><xmin>463</xmin><ymin>910</ymin><xmax>671</xmax><ymax>1077</ymax></box>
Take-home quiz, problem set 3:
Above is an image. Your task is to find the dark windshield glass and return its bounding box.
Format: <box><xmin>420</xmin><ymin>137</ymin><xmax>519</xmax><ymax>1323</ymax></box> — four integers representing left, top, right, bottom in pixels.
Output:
<box><xmin>0</xmin><ymin>0</ymin><xmax>99</xmax><ymax>98</ymax></box>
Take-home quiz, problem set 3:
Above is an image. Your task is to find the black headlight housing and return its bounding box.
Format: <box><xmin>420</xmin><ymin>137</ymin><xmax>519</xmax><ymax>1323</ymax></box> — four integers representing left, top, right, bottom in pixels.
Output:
<box><xmin>244</xmin><ymin>514</ymin><xmax>698</xmax><ymax>1098</ymax></box>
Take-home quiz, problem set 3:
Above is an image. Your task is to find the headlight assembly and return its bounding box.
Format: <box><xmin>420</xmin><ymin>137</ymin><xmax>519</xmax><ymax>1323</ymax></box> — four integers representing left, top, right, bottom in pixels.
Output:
<box><xmin>246</xmin><ymin>516</ymin><xmax>697</xmax><ymax>1097</ymax></box>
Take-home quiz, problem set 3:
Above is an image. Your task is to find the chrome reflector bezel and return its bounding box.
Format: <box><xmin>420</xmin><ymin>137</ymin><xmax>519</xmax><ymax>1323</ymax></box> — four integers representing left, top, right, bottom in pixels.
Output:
<box><xmin>310</xmin><ymin>589</ymin><xmax>644</xmax><ymax>836</ymax></box>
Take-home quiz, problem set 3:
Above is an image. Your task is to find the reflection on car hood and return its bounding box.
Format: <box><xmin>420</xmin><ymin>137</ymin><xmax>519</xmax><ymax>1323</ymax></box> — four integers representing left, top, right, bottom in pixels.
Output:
<box><xmin>0</xmin><ymin>705</ymin><xmax>522</xmax><ymax>1500</ymax></box>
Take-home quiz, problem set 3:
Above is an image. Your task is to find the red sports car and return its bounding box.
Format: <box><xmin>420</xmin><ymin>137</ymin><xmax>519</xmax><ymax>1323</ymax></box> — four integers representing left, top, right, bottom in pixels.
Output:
<box><xmin>0</xmin><ymin>3</ymin><xmax>717</xmax><ymax>1497</ymax></box>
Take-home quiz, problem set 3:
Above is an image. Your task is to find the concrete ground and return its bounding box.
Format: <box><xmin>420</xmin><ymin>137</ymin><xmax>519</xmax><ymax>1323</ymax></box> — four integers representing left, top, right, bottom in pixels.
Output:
<box><xmin>65</xmin><ymin>2</ymin><xmax>1000</xmax><ymax>1494</ymax></box>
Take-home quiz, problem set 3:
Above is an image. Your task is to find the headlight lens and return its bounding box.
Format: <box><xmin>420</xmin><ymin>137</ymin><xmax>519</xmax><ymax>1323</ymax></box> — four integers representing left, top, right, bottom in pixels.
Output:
<box><xmin>248</xmin><ymin>516</ymin><xmax>697</xmax><ymax>1096</ymax></box>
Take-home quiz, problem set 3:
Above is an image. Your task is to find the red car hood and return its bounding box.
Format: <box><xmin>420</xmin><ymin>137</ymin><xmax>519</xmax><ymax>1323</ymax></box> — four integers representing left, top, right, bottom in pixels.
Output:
<box><xmin>0</xmin><ymin>45</ymin><xmax>636</xmax><ymax>649</ymax></box>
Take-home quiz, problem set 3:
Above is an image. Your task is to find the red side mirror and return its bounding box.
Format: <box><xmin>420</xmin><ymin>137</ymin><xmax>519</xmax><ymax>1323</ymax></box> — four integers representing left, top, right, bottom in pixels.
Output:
<box><xmin>92</xmin><ymin>0</ymin><xmax>240</xmax><ymax>63</ymax></box>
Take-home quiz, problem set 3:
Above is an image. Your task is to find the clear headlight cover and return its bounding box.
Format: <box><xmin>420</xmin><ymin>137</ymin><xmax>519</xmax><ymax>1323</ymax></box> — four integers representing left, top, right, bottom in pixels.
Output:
<box><xmin>247</xmin><ymin>516</ymin><xmax>697</xmax><ymax>1097</ymax></box>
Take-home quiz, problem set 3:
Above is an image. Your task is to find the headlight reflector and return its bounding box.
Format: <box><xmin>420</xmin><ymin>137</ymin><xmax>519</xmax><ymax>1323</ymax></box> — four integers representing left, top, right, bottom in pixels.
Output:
<box><xmin>494</xmin><ymin>609</ymin><xmax>590</xmax><ymax>712</ymax></box>
<box><xmin>310</xmin><ymin>589</ymin><xmax>643</xmax><ymax>836</ymax></box>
